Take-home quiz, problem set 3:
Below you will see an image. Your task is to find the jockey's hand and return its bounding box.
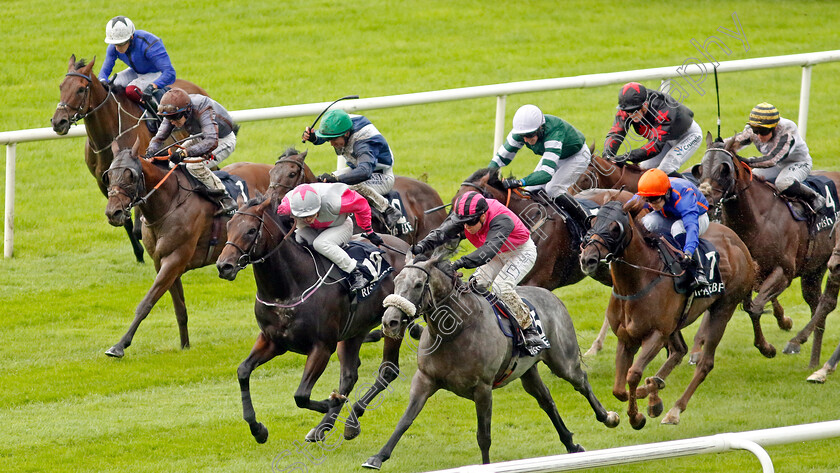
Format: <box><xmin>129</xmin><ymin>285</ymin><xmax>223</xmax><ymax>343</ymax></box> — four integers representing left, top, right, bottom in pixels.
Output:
<box><xmin>678</xmin><ymin>252</ymin><xmax>693</xmax><ymax>268</ymax></box>
<box><xmin>613</xmin><ymin>153</ymin><xmax>631</xmax><ymax>164</ymax></box>
<box><xmin>302</xmin><ymin>127</ymin><xmax>316</xmax><ymax>143</ymax></box>
<box><xmin>410</xmin><ymin>244</ymin><xmax>425</xmax><ymax>256</ymax></box>
<box><xmin>99</xmin><ymin>78</ymin><xmax>111</xmax><ymax>89</ymax></box>
<box><xmin>364</xmin><ymin>232</ymin><xmax>384</xmax><ymax>247</ymax></box>
<box><xmin>142</xmin><ymin>84</ymin><xmax>156</xmax><ymax>101</ymax></box>
<box><xmin>451</xmin><ymin>258</ymin><xmax>466</xmax><ymax>271</ymax></box>
<box><xmin>169</xmin><ymin>148</ymin><xmax>186</xmax><ymax>164</ymax></box>
<box><xmin>502</xmin><ymin>178</ymin><xmax>523</xmax><ymax>189</ymax></box>
<box><xmin>317</xmin><ymin>173</ymin><xmax>338</xmax><ymax>183</ymax></box>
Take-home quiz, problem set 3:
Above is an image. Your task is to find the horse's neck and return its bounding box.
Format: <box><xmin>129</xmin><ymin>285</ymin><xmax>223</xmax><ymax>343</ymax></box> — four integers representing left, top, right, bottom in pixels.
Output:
<box><xmin>722</xmin><ymin>173</ymin><xmax>769</xmax><ymax>232</ymax></box>
<box><xmin>138</xmin><ymin>160</ymin><xmax>181</xmax><ymax>220</ymax></box>
<box><xmin>613</xmin><ymin>227</ymin><xmax>662</xmax><ymax>288</ymax></box>
<box><xmin>423</xmin><ymin>281</ymin><xmax>481</xmax><ymax>340</ymax></box>
<box><xmin>85</xmin><ymin>85</ymin><xmax>147</xmax><ymax>150</ymax></box>
<box><xmin>253</xmin><ymin>234</ymin><xmax>320</xmax><ymax>302</ymax></box>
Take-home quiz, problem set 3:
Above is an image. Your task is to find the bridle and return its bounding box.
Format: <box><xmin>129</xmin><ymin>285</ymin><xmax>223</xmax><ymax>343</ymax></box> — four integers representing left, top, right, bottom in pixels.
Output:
<box><xmin>393</xmin><ymin>263</ymin><xmax>460</xmax><ymax>323</ymax></box>
<box><xmin>224</xmin><ymin>208</ymin><xmax>287</xmax><ymax>269</ymax></box>
<box><xmin>269</xmin><ymin>156</ymin><xmax>306</xmax><ymax>192</ymax></box>
<box><xmin>701</xmin><ymin>147</ymin><xmax>753</xmax><ymax>219</ymax></box>
<box><xmin>103</xmin><ymin>158</ymin><xmax>146</xmax><ymax>211</ymax></box>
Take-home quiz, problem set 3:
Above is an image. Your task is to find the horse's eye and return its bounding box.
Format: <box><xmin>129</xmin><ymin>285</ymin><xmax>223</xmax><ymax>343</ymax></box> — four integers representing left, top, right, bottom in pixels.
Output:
<box><xmin>247</xmin><ymin>227</ymin><xmax>257</xmax><ymax>236</ymax></box>
<box><xmin>414</xmin><ymin>281</ymin><xmax>423</xmax><ymax>289</ymax></box>
<box><xmin>77</xmin><ymin>86</ymin><xmax>85</xmax><ymax>95</ymax></box>
<box><xmin>288</xmin><ymin>172</ymin><xmax>296</xmax><ymax>178</ymax></box>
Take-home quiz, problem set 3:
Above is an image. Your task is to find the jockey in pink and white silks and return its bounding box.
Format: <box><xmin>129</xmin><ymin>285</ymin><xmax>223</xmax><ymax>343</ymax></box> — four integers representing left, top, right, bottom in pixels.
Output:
<box><xmin>410</xmin><ymin>191</ymin><xmax>543</xmax><ymax>348</ymax></box>
<box><xmin>277</xmin><ymin>183</ymin><xmax>385</xmax><ymax>292</ymax></box>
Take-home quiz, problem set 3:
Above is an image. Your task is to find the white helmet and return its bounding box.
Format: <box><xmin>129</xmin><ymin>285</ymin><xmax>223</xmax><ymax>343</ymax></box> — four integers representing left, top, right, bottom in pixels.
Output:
<box><xmin>104</xmin><ymin>16</ymin><xmax>135</xmax><ymax>44</ymax></box>
<box><xmin>511</xmin><ymin>104</ymin><xmax>545</xmax><ymax>135</ymax></box>
<box><xmin>288</xmin><ymin>184</ymin><xmax>321</xmax><ymax>218</ymax></box>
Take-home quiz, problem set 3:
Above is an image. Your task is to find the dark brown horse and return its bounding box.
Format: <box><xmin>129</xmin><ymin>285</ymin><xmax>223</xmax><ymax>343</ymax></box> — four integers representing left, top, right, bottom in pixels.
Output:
<box><xmin>102</xmin><ymin>141</ymin><xmax>271</xmax><ymax>357</ymax></box>
<box><xmin>696</xmin><ymin>133</ymin><xmax>840</xmax><ymax>367</ymax></box>
<box><xmin>51</xmin><ymin>55</ymin><xmax>209</xmax><ymax>262</ymax></box>
<box><xmin>216</xmin><ymin>197</ymin><xmax>409</xmax><ymax>443</ymax></box>
<box><xmin>265</xmin><ymin>148</ymin><xmax>447</xmax><ymax>241</ymax></box>
<box><xmin>570</xmin><ymin>150</ymin><xmax>645</xmax><ymax>194</ymax></box>
<box><xmin>579</xmin><ymin>199</ymin><xmax>756</xmax><ymax>428</ymax></box>
<box><xmin>806</xmin><ymin>223</ymin><xmax>840</xmax><ymax>382</ymax></box>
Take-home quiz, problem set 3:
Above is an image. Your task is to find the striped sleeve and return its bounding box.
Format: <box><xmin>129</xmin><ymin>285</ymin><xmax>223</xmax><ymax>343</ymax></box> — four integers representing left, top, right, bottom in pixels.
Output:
<box><xmin>490</xmin><ymin>131</ymin><xmax>524</xmax><ymax>168</ymax></box>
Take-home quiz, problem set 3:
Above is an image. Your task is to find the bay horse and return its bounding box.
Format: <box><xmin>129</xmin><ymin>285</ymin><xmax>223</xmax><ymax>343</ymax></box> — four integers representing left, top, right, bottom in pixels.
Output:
<box><xmin>102</xmin><ymin>141</ymin><xmax>271</xmax><ymax>357</ymax></box>
<box><xmin>215</xmin><ymin>197</ymin><xmax>410</xmax><ymax>443</ymax></box>
<box><xmin>696</xmin><ymin>133</ymin><xmax>840</xmax><ymax>368</ymax></box>
<box><xmin>363</xmin><ymin>253</ymin><xmax>619</xmax><ymax>469</ymax></box>
<box><xmin>265</xmin><ymin>148</ymin><xmax>447</xmax><ymax>242</ymax></box>
<box><xmin>807</xmin><ymin>226</ymin><xmax>840</xmax><ymax>382</ymax></box>
<box><xmin>579</xmin><ymin>199</ymin><xmax>756</xmax><ymax>427</ymax></box>
<box><xmin>51</xmin><ymin>55</ymin><xmax>209</xmax><ymax>263</ymax></box>
<box><xmin>570</xmin><ymin>149</ymin><xmax>645</xmax><ymax>194</ymax></box>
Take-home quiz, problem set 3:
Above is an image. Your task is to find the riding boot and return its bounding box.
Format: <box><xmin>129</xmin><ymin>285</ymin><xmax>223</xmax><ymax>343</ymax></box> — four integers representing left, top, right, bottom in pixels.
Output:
<box><xmin>521</xmin><ymin>324</ymin><xmax>544</xmax><ymax>349</ymax></box>
<box><xmin>382</xmin><ymin>205</ymin><xmax>402</xmax><ymax>232</ymax></box>
<box><xmin>206</xmin><ymin>188</ymin><xmax>237</xmax><ymax>215</ymax></box>
<box><xmin>783</xmin><ymin>180</ymin><xmax>825</xmax><ymax>211</ymax></box>
<box><xmin>553</xmin><ymin>192</ymin><xmax>589</xmax><ymax>229</ymax></box>
<box><xmin>691</xmin><ymin>248</ymin><xmax>710</xmax><ymax>287</ymax></box>
<box><xmin>349</xmin><ymin>267</ymin><xmax>368</xmax><ymax>292</ymax></box>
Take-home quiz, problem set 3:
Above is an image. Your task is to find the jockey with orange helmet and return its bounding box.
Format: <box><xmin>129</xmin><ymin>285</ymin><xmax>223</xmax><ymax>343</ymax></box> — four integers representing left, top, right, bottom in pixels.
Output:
<box><xmin>727</xmin><ymin>102</ymin><xmax>824</xmax><ymax>211</ymax></box>
<box><xmin>277</xmin><ymin>183</ymin><xmax>384</xmax><ymax>292</ymax></box>
<box><xmin>636</xmin><ymin>169</ymin><xmax>710</xmax><ymax>288</ymax></box>
<box><xmin>604</xmin><ymin>82</ymin><xmax>703</xmax><ymax>176</ymax></box>
<box><xmin>146</xmin><ymin>88</ymin><xmax>240</xmax><ymax>214</ymax></box>
<box><xmin>410</xmin><ymin>191</ymin><xmax>544</xmax><ymax>349</ymax></box>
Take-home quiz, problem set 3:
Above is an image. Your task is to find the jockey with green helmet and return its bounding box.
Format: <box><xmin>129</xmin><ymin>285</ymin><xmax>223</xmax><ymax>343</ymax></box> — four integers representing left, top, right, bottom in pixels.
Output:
<box><xmin>302</xmin><ymin>110</ymin><xmax>402</xmax><ymax>232</ymax></box>
<box><xmin>490</xmin><ymin>104</ymin><xmax>591</xmax><ymax>226</ymax></box>
<box><xmin>727</xmin><ymin>102</ymin><xmax>824</xmax><ymax>211</ymax></box>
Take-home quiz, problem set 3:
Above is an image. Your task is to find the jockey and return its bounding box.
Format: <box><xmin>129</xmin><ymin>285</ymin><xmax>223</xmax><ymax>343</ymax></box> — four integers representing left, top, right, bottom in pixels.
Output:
<box><xmin>302</xmin><ymin>110</ymin><xmax>403</xmax><ymax>233</ymax></box>
<box><xmin>97</xmin><ymin>16</ymin><xmax>175</xmax><ymax>116</ymax></box>
<box><xmin>277</xmin><ymin>183</ymin><xmax>385</xmax><ymax>292</ymax></box>
<box><xmin>727</xmin><ymin>102</ymin><xmax>825</xmax><ymax>211</ymax></box>
<box><xmin>604</xmin><ymin>82</ymin><xmax>703</xmax><ymax>176</ymax></box>
<box><xmin>636</xmin><ymin>169</ymin><xmax>710</xmax><ymax>289</ymax></box>
<box><xmin>490</xmin><ymin>104</ymin><xmax>590</xmax><ymax>225</ymax></box>
<box><xmin>410</xmin><ymin>191</ymin><xmax>543</xmax><ymax>349</ymax></box>
<box><xmin>145</xmin><ymin>88</ymin><xmax>239</xmax><ymax>214</ymax></box>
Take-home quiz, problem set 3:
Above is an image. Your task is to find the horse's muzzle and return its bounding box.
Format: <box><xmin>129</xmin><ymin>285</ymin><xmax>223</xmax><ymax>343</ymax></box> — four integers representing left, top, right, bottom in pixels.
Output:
<box><xmin>381</xmin><ymin>307</ymin><xmax>406</xmax><ymax>339</ymax></box>
<box><xmin>51</xmin><ymin>116</ymin><xmax>70</xmax><ymax>135</ymax></box>
<box><xmin>216</xmin><ymin>260</ymin><xmax>241</xmax><ymax>281</ymax></box>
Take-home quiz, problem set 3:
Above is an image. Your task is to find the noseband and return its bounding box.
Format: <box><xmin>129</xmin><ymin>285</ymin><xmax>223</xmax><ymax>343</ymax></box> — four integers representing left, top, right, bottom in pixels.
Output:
<box><xmin>224</xmin><ymin>209</ymin><xmax>285</xmax><ymax>269</ymax></box>
<box><xmin>269</xmin><ymin>157</ymin><xmax>306</xmax><ymax>192</ymax></box>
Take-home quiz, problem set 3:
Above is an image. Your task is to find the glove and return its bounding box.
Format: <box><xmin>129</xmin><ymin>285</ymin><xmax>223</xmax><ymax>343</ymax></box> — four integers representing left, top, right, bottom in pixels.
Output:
<box><xmin>142</xmin><ymin>84</ymin><xmax>156</xmax><ymax>101</ymax></box>
<box><xmin>410</xmin><ymin>244</ymin><xmax>425</xmax><ymax>256</ymax></box>
<box><xmin>302</xmin><ymin>127</ymin><xmax>317</xmax><ymax>143</ymax></box>
<box><xmin>364</xmin><ymin>232</ymin><xmax>384</xmax><ymax>247</ymax></box>
<box><xmin>502</xmin><ymin>178</ymin><xmax>523</xmax><ymax>189</ymax></box>
<box><xmin>99</xmin><ymin>78</ymin><xmax>111</xmax><ymax>89</ymax></box>
<box><xmin>613</xmin><ymin>153</ymin><xmax>631</xmax><ymax>164</ymax></box>
<box><xmin>317</xmin><ymin>173</ymin><xmax>338</xmax><ymax>183</ymax></box>
<box><xmin>451</xmin><ymin>258</ymin><xmax>466</xmax><ymax>271</ymax></box>
<box><xmin>169</xmin><ymin>148</ymin><xmax>186</xmax><ymax>164</ymax></box>
<box><xmin>678</xmin><ymin>252</ymin><xmax>693</xmax><ymax>269</ymax></box>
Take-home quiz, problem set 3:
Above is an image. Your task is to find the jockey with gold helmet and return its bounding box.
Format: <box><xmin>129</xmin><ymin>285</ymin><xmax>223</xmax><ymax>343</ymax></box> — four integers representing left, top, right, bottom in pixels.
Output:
<box><xmin>727</xmin><ymin>102</ymin><xmax>825</xmax><ymax>211</ymax></box>
<box><xmin>636</xmin><ymin>169</ymin><xmax>711</xmax><ymax>289</ymax></box>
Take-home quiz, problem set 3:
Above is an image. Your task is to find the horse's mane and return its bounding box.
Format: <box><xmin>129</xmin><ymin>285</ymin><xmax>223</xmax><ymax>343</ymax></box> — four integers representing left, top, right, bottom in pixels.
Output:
<box><xmin>464</xmin><ymin>167</ymin><xmax>511</xmax><ymax>192</ymax></box>
<box><xmin>74</xmin><ymin>58</ymin><xmax>89</xmax><ymax>70</ymax></box>
<box><xmin>622</xmin><ymin>199</ymin><xmax>660</xmax><ymax>247</ymax></box>
<box><xmin>278</xmin><ymin>147</ymin><xmax>302</xmax><ymax>160</ymax></box>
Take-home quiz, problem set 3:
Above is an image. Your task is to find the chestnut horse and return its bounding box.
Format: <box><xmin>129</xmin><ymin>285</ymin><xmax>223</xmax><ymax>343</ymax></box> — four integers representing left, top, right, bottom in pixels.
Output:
<box><xmin>102</xmin><ymin>141</ymin><xmax>271</xmax><ymax>357</ymax></box>
<box><xmin>265</xmin><ymin>148</ymin><xmax>447</xmax><ymax>242</ymax></box>
<box><xmin>51</xmin><ymin>55</ymin><xmax>209</xmax><ymax>263</ymax></box>
<box><xmin>570</xmin><ymin>150</ymin><xmax>645</xmax><ymax>194</ymax></box>
<box><xmin>580</xmin><ymin>199</ymin><xmax>756</xmax><ymax>427</ymax></box>
<box><xmin>806</xmin><ymin>223</ymin><xmax>840</xmax><ymax>382</ymax></box>
<box><xmin>216</xmin><ymin>197</ymin><xmax>409</xmax><ymax>443</ymax></box>
<box><xmin>696</xmin><ymin>133</ymin><xmax>840</xmax><ymax>368</ymax></box>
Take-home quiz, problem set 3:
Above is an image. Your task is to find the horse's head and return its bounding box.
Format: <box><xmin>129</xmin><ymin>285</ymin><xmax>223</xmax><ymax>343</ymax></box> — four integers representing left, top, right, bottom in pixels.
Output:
<box><xmin>52</xmin><ymin>55</ymin><xmax>100</xmax><ymax>135</ymax></box>
<box><xmin>103</xmin><ymin>140</ymin><xmax>144</xmax><ymax>226</ymax></box>
<box><xmin>454</xmin><ymin>168</ymin><xmax>506</xmax><ymax>205</ymax></box>
<box><xmin>579</xmin><ymin>200</ymin><xmax>635</xmax><ymax>274</ymax></box>
<box><xmin>382</xmin><ymin>250</ymin><xmax>458</xmax><ymax>338</ymax></box>
<box><xmin>217</xmin><ymin>196</ymin><xmax>287</xmax><ymax>280</ymax></box>
<box><xmin>697</xmin><ymin>132</ymin><xmax>743</xmax><ymax>212</ymax></box>
<box><xmin>268</xmin><ymin>148</ymin><xmax>311</xmax><ymax>204</ymax></box>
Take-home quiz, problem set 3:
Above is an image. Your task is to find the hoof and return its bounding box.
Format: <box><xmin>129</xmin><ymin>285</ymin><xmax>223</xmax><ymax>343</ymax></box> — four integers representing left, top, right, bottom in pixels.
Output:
<box><xmin>648</xmin><ymin>400</ymin><xmax>664</xmax><ymax>418</ymax></box>
<box><xmin>779</xmin><ymin>316</ymin><xmax>793</xmax><ymax>331</ymax></box>
<box><xmin>604</xmin><ymin>411</ymin><xmax>620</xmax><ymax>428</ymax></box>
<box><xmin>305</xmin><ymin>425</ymin><xmax>329</xmax><ymax>443</ymax></box>
<box><xmin>251</xmin><ymin>422</ymin><xmax>269</xmax><ymax>444</ymax></box>
<box><xmin>362</xmin><ymin>456</ymin><xmax>383</xmax><ymax>470</ymax></box>
<box><xmin>344</xmin><ymin>420</ymin><xmax>361</xmax><ymax>440</ymax></box>
<box><xmin>661</xmin><ymin>407</ymin><xmax>681</xmax><ymax>425</ymax></box>
<box><xmin>105</xmin><ymin>345</ymin><xmax>124</xmax><ymax>358</ymax></box>
<box><xmin>646</xmin><ymin>376</ymin><xmax>666</xmax><ymax>391</ymax></box>
<box><xmin>758</xmin><ymin>343</ymin><xmax>777</xmax><ymax>359</ymax></box>
<box><xmin>688</xmin><ymin>352</ymin><xmax>701</xmax><ymax>365</ymax></box>
<box><xmin>583</xmin><ymin>344</ymin><xmax>601</xmax><ymax>357</ymax></box>
<box><xmin>630</xmin><ymin>413</ymin><xmax>646</xmax><ymax>430</ymax></box>
<box><xmin>363</xmin><ymin>330</ymin><xmax>383</xmax><ymax>343</ymax></box>
<box><xmin>569</xmin><ymin>444</ymin><xmax>585</xmax><ymax>453</ymax></box>
<box><xmin>782</xmin><ymin>342</ymin><xmax>801</xmax><ymax>355</ymax></box>
<box><xmin>807</xmin><ymin>369</ymin><xmax>828</xmax><ymax>384</ymax></box>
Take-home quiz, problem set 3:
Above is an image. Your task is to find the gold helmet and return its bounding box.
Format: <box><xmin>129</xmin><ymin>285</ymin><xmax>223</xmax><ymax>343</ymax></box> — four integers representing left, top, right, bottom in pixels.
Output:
<box><xmin>749</xmin><ymin>102</ymin><xmax>780</xmax><ymax>129</ymax></box>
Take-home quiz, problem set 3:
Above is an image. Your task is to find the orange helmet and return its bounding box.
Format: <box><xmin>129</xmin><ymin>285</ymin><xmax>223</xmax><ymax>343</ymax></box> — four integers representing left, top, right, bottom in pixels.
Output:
<box><xmin>637</xmin><ymin>169</ymin><xmax>671</xmax><ymax>197</ymax></box>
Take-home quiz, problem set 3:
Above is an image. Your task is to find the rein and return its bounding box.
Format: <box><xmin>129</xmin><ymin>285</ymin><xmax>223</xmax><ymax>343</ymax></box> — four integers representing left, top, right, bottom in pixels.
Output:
<box><xmin>400</xmin><ymin>264</ymin><xmax>459</xmax><ymax>318</ymax></box>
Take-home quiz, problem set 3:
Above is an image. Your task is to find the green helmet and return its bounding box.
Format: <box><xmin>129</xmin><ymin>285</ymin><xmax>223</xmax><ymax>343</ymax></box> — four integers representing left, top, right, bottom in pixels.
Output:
<box><xmin>315</xmin><ymin>110</ymin><xmax>353</xmax><ymax>139</ymax></box>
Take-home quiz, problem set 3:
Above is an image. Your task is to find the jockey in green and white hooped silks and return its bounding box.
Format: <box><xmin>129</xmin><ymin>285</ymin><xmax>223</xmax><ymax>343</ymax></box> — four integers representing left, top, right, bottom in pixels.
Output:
<box><xmin>490</xmin><ymin>104</ymin><xmax>590</xmax><ymax>225</ymax></box>
<box><xmin>303</xmin><ymin>109</ymin><xmax>402</xmax><ymax>232</ymax></box>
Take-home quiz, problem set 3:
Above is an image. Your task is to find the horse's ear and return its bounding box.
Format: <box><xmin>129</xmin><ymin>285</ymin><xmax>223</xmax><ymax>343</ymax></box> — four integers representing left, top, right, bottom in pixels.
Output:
<box><xmin>589</xmin><ymin>141</ymin><xmax>595</xmax><ymax>154</ymax></box>
<box><xmin>691</xmin><ymin>163</ymin><xmax>703</xmax><ymax>180</ymax></box>
<box><xmin>131</xmin><ymin>137</ymin><xmax>141</xmax><ymax>157</ymax></box>
<box><xmin>80</xmin><ymin>57</ymin><xmax>95</xmax><ymax>75</ymax></box>
<box><xmin>430</xmin><ymin>240</ymin><xmax>458</xmax><ymax>262</ymax></box>
<box><xmin>89</xmin><ymin>55</ymin><xmax>96</xmax><ymax>69</ymax></box>
<box><xmin>705</xmin><ymin>131</ymin><xmax>714</xmax><ymax>149</ymax></box>
<box><xmin>300</xmin><ymin>149</ymin><xmax>308</xmax><ymax>159</ymax></box>
<box><xmin>68</xmin><ymin>54</ymin><xmax>76</xmax><ymax>71</ymax></box>
<box><xmin>110</xmin><ymin>140</ymin><xmax>120</xmax><ymax>156</ymax></box>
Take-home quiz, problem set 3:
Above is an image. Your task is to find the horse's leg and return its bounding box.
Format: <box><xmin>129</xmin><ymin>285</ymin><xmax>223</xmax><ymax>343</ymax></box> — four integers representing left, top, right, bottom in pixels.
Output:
<box><xmin>751</xmin><ymin>267</ymin><xmax>793</xmax><ymax>332</ymax></box>
<box><xmin>807</xmin><ymin>338</ymin><xmax>840</xmax><ymax>383</ymax></box>
<box><xmin>612</xmin><ymin>339</ymin><xmax>635</xmax><ymax>403</ymax></box>
<box><xmin>583</xmin><ymin>316</ymin><xmax>611</xmax><ymax>357</ymax></box>
<box><xmin>771</xmin><ymin>297</ymin><xmax>785</xmax><ymax>328</ymax></box>
<box><xmin>783</xmin><ymin>271</ymin><xmax>825</xmax><ymax>355</ymax></box>
<box><xmin>132</xmin><ymin>208</ymin><xmax>143</xmax><ymax>241</ymax></box>
<box><xmin>238</xmin><ymin>332</ymin><xmax>279</xmax><ymax>443</ymax></box>
<box><xmin>785</xmin><ymin>276</ymin><xmax>838</xmax><ymax>366</ymax></box>
<box><xmin>626</xmin><ymin>330</ymin><xmax>666</xmax><ymax>430</ymax></box>
<box><xmin>689</xmin><ymin>315</ymin><xmax>708</xmax><ymax>365</ymax></box>
<box><xmin>306</xmin><ymin>336</ymin><xmax>365</xmax><ymax>443</ymax></box>
<box><xmin>167</xmin><ymin>276</ymin><xmax>189</xmax><ymax>349</ymax></box>
<box><xmin>662</xmin><ymin>308</ymin><xmax>732</xmax><ymax>425</ymax></box>
<box><xmin>638</xmin><ymin>330</ymin><xmax>687</xmax><ymax>418</ymax></box>
<box><xmin>345</xmin><ymin>336</ymin><xmax>402</xmax><ymax>441</ymax></box>
<box><xmin>293</xmin><ymin>342</ymin><xmax>337</xmax><ymax>414</ymax></box>
<box><xmin>362</xmin><ymin>371</ymin><xmax>439</xmax><ymax>470</ymax></box>
<box><xmin>105</xmin><ymin>252</ymin><xmax>190</xmax><ymax>357</ymax></box>
<box><xmin>473</xmin><ymin>383</ymin><xmax>494</xmax><ymax>463</ymax></box>
<box><xmin>746</xmin><ymin>284</ymin><xmax>779</xmax><ymax>359</ymax></box>
<box><xmin>518</xmin><ymin>366</ymin><xmax>590</xmax><ymax>455</ymax></box>
<box><xmin>123</xmin><ymin>217</ymin><xmax>145</xmax><ymax>264</ymax></box>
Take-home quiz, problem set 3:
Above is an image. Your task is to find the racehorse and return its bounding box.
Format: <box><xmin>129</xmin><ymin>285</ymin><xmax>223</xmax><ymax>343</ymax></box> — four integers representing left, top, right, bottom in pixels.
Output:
<box><xmin>696</xmin><ymin>133</ymin><xmax>840</xmax><ymax>368</ymax></box>
<box><xmin>51</xmin><ymin>55</ymin><xmax>209</xmax><ymax>263</ymax></box>
<box><xmin>265</xmin><ymin>148</ymin><xmax>447</xmax><ymax>242</ymax></box>
<box><xmin>570</xmin><ymin>149</ymin><xmax>645</xmax><ymax>194</ymax></box>
<box><xmin>216</xmin><ymin>196</ymin><xmax>410</xmax><ymax>443</ymax></box>
<box><xmin>362</xmin><ymin>253</ymin><xmax>619</xmax><ymax>469</ymax></box>
<box><xmin>806</xmin><ymin>223</ymin><xmax>840</xmax><ymax>383</ymax></box>
<box><xmin>102</xmin><ymin>140</ymin><xmax>271</xmax><ymax>357</ymax></box>
<box><xmin>579</xmin><ymin>199</ymin><xmax>756</xmax><ymax>427</ymax></box>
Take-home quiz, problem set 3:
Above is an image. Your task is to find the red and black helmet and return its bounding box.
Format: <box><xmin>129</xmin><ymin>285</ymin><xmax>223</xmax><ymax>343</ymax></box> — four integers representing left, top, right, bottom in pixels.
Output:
<box><xmin>452</xmin><ymin>191</ymin><xmax>489</xmax><ymax>224</ymax></box>
<box><xmin>618</xmin><ymin>82</ymin><xmax>648</xmax><ymax>112</ymax></box>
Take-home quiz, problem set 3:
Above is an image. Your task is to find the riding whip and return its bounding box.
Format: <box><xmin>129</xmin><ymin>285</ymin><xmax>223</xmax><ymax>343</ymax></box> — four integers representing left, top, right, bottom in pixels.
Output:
<box><xmin>714</xmin><ymin>64</ymin><xmax>722</xmax><ymax>141</ymax></box>
<box><xmin>301</xmin><ymin>95</ymin><xmax>360</xmax><ymax>143</ymax></box>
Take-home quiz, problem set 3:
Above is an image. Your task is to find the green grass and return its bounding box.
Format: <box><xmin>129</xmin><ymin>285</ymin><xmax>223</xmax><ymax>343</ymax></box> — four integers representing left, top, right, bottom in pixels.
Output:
<box><xmin>3</xmin><ymin>0</ymin><xmax>840</xmax><ymax>472</ymax></box>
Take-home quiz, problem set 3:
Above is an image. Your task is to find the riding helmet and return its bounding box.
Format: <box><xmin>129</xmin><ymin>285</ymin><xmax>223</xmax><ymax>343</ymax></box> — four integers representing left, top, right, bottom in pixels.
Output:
<box><xmin>618</xmin><ymin>82</ymin><xmax>648</xmax><ymax>112</ymax></box>
<box><xmin>452</xmin><ymin>191</ymin><xmax>489</xmax><ymax>224</ymax></box>
<box><xmin>637</xmin><ymin>169</ymin><xmax>672</xmax><ymax>197</ymax></box>
<box><xmin>105</xmin><ymin>16</ymin><xmax>135</xmax><ymax>44</ymax></box>
<box><xmin>511</xmin><ymin>104</ymin><xmax>545</xmax><ymax>135</ymax></box>
<box><xmin>748</xmin><ymin>102</ymin><xmax>780</xmax><ymax>129</ymax></box>
<box><xmin>316</xmin><ymin>110</ymin><xmax>354</xmax><ymax>139</ymax></box>
<box><xmin>158</xmin><ymin>88</ymin><xmax>191</xmax><ymax>117</ymax></box>
<box><xmin>288</xmin><ymin>184</ymin><xmax>322</xmax><ymax>218</ymax></box>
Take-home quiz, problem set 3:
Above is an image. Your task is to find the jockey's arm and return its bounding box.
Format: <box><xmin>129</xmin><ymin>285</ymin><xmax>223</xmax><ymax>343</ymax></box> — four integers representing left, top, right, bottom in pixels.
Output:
<box><xmin>146</xmin><ymin>119</ymin><xmax>174</xmax><ymax>156</ymax></box>
<box><xmin>520</xmin><ymin>150</ymin><xmax>562</xmax><ymax>187</ymax></box>
<box><xmin>458</xmin><ymin>215</ymin><xmax>515</xmax><ymax>269</ymax></box>
<box><xmin>335</xmin><ymin>151</ymin><xmax>375</xmax><ymax>185</ymax></box>
<box><xmin>185</xmin><ymin>110</ymin><xmax>219</xmax><ymax>157</ymax></box>
<box><xmin>742</xmin><ymin>133</ymin><xmax>794</xmax><ymax>169</ymax></box>
<box><xmin>490</xmin><ymin>131</ymin><xmax>524</xmax><ymax>168</ymax></box>
<box><xmin>414</xmin><ymin>215</ymin><xmax>464</xmax><ymax>255</ymax></box>
<box><xmin>98</xmin><ymin>46</ymin><xmax>119</xmax><ymax>83</ymax></box>
<box><xmin>603</xmin><ymin>111</ymin><xmax>630</xmax><ymax>158</ymax></box>
<box><xmin>339</xmin><ymin>189</ymin><xmax>373</xmax><ymax>233</ymax></box>
<box><xmin>148</xmin><ymin>44</ymin><xmax>176</xmax><ymax>88</ymax></box>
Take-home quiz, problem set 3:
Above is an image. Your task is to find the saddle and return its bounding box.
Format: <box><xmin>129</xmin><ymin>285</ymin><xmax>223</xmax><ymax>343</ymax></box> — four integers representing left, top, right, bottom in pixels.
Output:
<box><xmin>775</xmin><ymin>176</ymin><xmax>838</xmax><ymax>235</ymax></box>
<box><xmin>652</xmin><ymin>235</ymin><xmax>724</xmax><ymax>297</ymax></box>
<box><xmin>471</xmin><ymin>285</ymin><xmax>549</xmax><ymax>358</ymax></box>
<box><xmin>306</xmin><ymin>240</ymin><xmax>393</xmax><ymax>301</ymax></box>
<box><xmin>177</xmin><ymin>167</ymin><xmax>245</xmax><ymax>206</ymax></box>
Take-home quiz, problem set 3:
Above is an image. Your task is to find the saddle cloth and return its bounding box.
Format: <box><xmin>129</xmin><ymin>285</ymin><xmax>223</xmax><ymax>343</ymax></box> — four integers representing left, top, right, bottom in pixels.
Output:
<box><xmin>662</xmin><ymin>234</ymin><xmax>725</xmax><ymax>298</ymax></box>
<box><xmin>215</xmin><ymin>171</ymin><xmax>249</xmax><ymax>202</ymax></box>
<box><xmin>782</xmin><ymin>175</ymin><xmax>839</xmax><ymax>234</ymax></box>
<box><xmin>338</xmin><ymin>241</ymin><xmax>394</xmax><ymax>300</ymax></box>
<box><xmin>486</xmin><ymin>296</ymin><xmax>550</xmax><ymax>357</ymax></box>
<box><xmin>376</xmin><ymin>191</ymin><xmax>414</xmax><ymax>236</ymax></box>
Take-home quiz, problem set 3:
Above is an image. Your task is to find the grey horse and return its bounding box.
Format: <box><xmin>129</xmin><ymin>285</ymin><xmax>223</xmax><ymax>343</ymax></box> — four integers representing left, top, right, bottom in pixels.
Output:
<box><xmin>362</xmin><ymin>252</ymin><xmax>619</xmax><ymax>469</ymax></box>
